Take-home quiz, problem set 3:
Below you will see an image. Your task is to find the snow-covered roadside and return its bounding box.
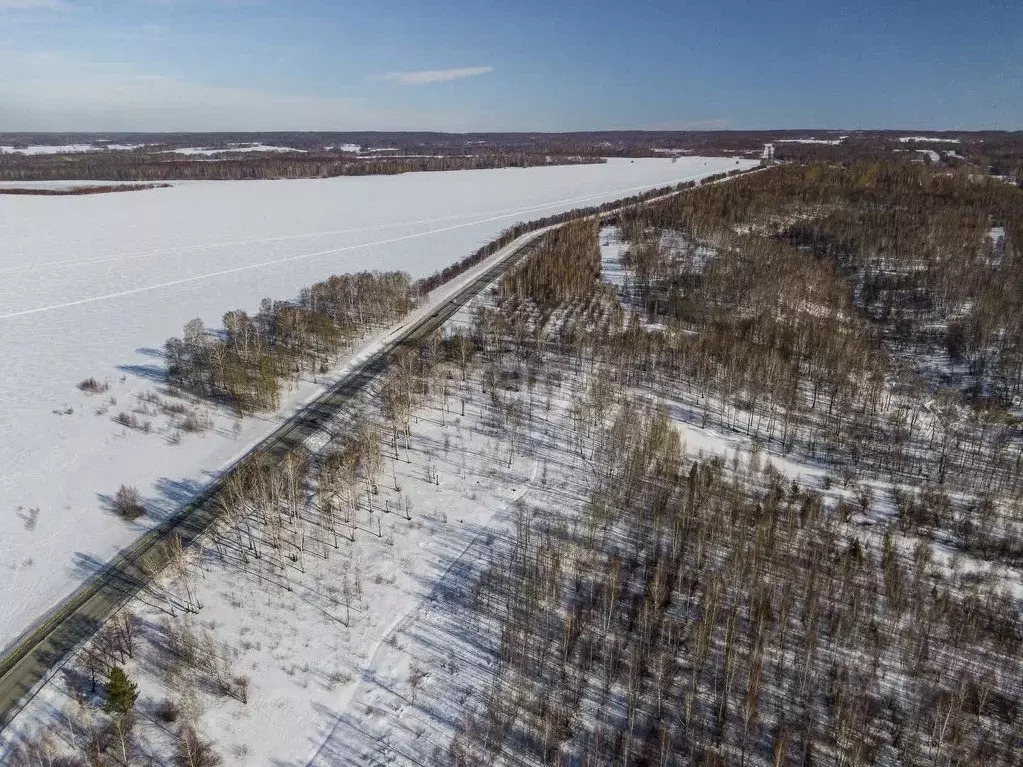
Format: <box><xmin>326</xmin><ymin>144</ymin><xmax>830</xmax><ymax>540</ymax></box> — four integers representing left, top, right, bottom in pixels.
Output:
<box><xmin>0</xmin><ymin>294</ymin><xmax>550</xmax><ymax>765</ymax></box>
<box><xmin>0</xmin><ymin>157</ymin><xmax>755</xmax><ymax>652</ymax></box>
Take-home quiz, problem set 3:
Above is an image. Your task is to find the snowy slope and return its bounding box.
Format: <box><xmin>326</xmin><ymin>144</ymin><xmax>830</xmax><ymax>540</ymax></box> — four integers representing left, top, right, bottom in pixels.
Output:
<box><xmin>0</xmin><ymin>157</ymin><xmax>755</xmax><ymax>650</ymax></box>
<box><xmin>898</xmin><ymin>136</ymin><xmax>960</xmax><ymax>143</ymax></box>
<box><xmin>167</xmin><ymin>144</ymin><xmax>307</xmax><ymax>155</ymax></box>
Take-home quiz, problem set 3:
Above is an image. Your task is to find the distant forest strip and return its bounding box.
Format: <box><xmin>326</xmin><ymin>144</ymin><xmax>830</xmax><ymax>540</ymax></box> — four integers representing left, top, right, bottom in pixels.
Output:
<box><xmin>165</xmin><ymin>167</ymin><xmax>753</xmax><ymax>415</ymax></box>
<box><xmin>0</xmin><ymin>183</ymin><xmax>170</xmax><ymax>196</ymax></box>
<box><xmin>0</xmin><ymin>153</ymin><xmax>602</xmax><ymax>183</ymax></box>
<box><xmin>772</xmin><ymin>134</ymin><xmax>1023</xmax><ymax>182</ymax></box>
<box><xmin>3</xmin><ymin>130</ymin><xmax>1022</xmax><ymax>180</ymax></box>
<box><xmin>412</xmin><ymin>168</ymin><xmax>749</xmax><ymax>295</ymax></box>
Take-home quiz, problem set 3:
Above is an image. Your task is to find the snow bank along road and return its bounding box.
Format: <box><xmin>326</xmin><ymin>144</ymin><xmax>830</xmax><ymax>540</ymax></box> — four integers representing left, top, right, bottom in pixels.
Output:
<box><xmin>0</xmin><ymin>157</ymin><xmax>757</xmax><ymax>728</ymax></box>
<box><xmin>0</xmin><ymin>225</ymin><xmax>550</xmax><ymax>731</ymax></box>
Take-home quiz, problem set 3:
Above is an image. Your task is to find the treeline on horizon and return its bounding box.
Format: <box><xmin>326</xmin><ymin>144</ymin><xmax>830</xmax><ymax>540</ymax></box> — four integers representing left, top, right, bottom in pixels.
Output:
<box><xmin>771</xmin><ymin>134</ymin><xmax>1023</xmax><ymax>182</ymax></box>
<box><xmin>3</xmin><ymin>128</ymin><xmax>1020</xmax><ymax>162</ymax></box>
<box><xmin>0</xmin><ymin>183</ymin><xmax>169</xmax><ymax>196</ymax></box>
<box><xmin>0</xmin><ymin>152</ymin><xmax>601</xmax><ymax>183</ymax></box>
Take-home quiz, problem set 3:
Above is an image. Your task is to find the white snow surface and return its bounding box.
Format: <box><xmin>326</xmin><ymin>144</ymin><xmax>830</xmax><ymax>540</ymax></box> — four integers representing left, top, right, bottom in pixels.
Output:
<box><xmin>898</xmin><ymin>136</ymin><xmax>961</xmax><ymax>143</ymax></box>
<box><xmin>774</xmin><ymin>136</ymin><xmax>846</xmax><ymax>144</ymax></box>
<box><xmin>0</xmin><ymin>144</ymin><xmax>147</xmax><ymax>154</ymax></box>
<box><xmin>0</xmin><ymin>156</ymin><xmax>754</xmax><ymax>650</ymax></box>
<box><xmin>167</xmin><ymin>144</ymin><xmax>308</xmax><ymax>156</ymax></box>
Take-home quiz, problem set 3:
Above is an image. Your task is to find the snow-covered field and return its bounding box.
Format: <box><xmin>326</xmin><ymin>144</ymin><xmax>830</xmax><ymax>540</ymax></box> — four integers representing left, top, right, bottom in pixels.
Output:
<box><xmin>0</xmin><ymin>156</ymin><xmax>754</xmax><ymax>652</ymax></box>
<box><xmin>0</xmin><ymin>144</ymin><xmax>146</xmax><ymax>155</ymax></box>
<box><xmin>774</xmin><ymin>136</ymin><xmax>846</xmax><ymax>144</ymax></box>
<box><xmin>167</xmin><ymin>144</ymin><xmax>308</xmax><ymax>156</ymax></box>
<box><xmin>898</xmin><ymin>136</ymin><xmax>961</xmax><ymax>143</ymax></box>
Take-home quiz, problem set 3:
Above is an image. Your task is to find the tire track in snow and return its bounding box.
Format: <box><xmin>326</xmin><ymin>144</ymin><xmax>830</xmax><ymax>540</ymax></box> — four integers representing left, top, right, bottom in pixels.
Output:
<box><xmin>0</xmin><ymin>213</ymin><xmax>513</xmax><ymax>321</ymax></box>
<box><xmin>0</xmin><ymin>208</ymin><xmax>506</xmax><ymax>276</ymax></box>
<box><xmin>0</xmin><ymin>173</ymin><xmax>714</xmax><ymax>322</ymax></box>
<box><xmin>303</xmin><ymin>458</ymin><xmax>540</xmax><ymax>767</ymax></box>
<box><xmin>0</xmin><ymin>178</ymin><xmax>674</xmax><ymax>276</ymax></box>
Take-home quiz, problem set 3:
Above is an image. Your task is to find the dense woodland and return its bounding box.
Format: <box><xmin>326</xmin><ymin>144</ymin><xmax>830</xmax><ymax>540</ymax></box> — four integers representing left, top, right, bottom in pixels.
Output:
<box><xmin>452</xmin><ymin>404</ymin><xmax>1023</xmax><ymax>766</ymax></box>
<box><xmin>771</xmin><ymin>137</ymin><xmax>1023</xmax><ymax>184</ymax></box>
<box><xmin>610</xmin><ymin>163</ymin><xmax>1023</xmax><ymax>501</ymax></box>
<box><xmin>444</xmin><ymin>174</ymin><xmax>1023</xmax><ymax>764</ymax></box>
<box><xmin>0</xmin><ymin>151</ymin><xmax>599</xmax><ymax>183</ymax></box>
<box><xmin>165</xmin><ymin>271</ymin><xmax>416</xmax><ymax>414</ymax></box>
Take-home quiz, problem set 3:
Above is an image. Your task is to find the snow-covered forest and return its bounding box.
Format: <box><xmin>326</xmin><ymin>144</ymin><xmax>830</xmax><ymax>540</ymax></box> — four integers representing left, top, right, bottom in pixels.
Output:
<box><xmin>5</xmin><ymin>160</ymin><xmax>1023</xmax><ymax>765</ymax></box>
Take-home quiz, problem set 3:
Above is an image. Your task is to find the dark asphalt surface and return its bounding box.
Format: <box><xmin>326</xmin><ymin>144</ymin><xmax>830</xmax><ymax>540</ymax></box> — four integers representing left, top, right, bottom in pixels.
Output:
<box><xmin>0</xmin><ymin>228</ymin><xmax>542</xmax><ymax>733</ymax></box>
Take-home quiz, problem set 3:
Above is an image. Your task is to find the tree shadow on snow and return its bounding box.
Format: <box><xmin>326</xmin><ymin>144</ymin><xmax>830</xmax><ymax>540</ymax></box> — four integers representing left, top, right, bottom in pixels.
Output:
<box><xmin>153</xmin><ymin>476</ymin><xmax>207</xmax><ymax>510</ymax></box>
<box><xmin>292</xmin><ymin>514</ymin><xmax>517</xmax><ymax>767</ymax></box>
<box><xmin>116</xmin><ymin>363</ymin><xmax>167</xmax><ymax>384</ymax></box>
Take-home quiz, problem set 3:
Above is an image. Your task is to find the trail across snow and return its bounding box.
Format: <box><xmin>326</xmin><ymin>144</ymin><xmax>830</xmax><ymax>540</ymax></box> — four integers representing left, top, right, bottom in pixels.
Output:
<box><xmin>303</xmin><ymin>455</ymin><xmax>540</xmax><ymax>767</ymax></box>
<box><xmin>0</xmin><ymin>156</ymin><xmax>755</xmax><ymax>650</ymax></box>
<box><xmin>0</xmin><ymin>177</ymin><xmax>689</xmax><ymax>278</ymax></box>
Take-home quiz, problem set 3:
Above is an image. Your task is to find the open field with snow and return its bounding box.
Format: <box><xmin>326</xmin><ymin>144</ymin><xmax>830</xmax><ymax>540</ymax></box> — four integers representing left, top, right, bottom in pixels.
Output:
<box><xmin>0</xmin><ymin>296</ymin><xmax>550</xmax><ymax>764</ymax></box>
<box><xmin>0</xmin><ymin>156</ymin><xmax>753</xmax><ymax>652</ymax></box>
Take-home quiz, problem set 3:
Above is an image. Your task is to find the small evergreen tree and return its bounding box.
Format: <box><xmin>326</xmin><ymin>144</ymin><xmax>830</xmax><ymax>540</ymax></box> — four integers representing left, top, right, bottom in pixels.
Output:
<box><xmin>103</xmin><ymin>666</ymin><xmax>139</xmax><ymax>715</ymax></box>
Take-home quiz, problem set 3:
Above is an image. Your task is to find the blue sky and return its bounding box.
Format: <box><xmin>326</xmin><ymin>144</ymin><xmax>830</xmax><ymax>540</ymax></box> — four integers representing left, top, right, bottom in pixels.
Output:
<box><xmin>0</xmin><ymin>0</ymin><xmax>1020</xmax><ymax>131</ymax></box>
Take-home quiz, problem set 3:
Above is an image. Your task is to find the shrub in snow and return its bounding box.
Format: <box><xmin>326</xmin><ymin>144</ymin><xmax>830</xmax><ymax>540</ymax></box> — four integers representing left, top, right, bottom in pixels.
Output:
<box><xmin>112</xmin><ymin>485</ymin><xmax>145</xmax><ymax>521</ymax></box>
<box><xmin>114</xmin><ymin>411</ymin><xmax>141</xmax><ymax>429</ymax></box>
<box><xmin>77</xmin><ymin>377</ymin><xmax>109</xmax><ymax>394</ymax></box>
<box><xmin>156</xmin><ymin>698</ymin><xmax>181</xmax><ymax>723</ymax></box>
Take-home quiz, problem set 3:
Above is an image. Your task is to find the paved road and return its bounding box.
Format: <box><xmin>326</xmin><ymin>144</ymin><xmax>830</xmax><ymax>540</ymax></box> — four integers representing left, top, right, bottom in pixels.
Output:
<box><xmin>0</xmin><ymin>166</ymin><xmax>761</xmax><ymax>733</ymax></box>
<box><xmin>0</xmin><ymin>227</ymin><xmax>544</xmax><ymax>732</ymax></box>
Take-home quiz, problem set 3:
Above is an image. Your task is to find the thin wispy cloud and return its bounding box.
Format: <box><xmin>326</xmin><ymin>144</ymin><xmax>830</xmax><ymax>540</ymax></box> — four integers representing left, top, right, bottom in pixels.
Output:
<box><xmin>379</xmin><ymin>66</ymin><xmax>493</xmax><ymax>85</ymax></box>
<box><xmin>0</xmin><ymin>49</ymin><xmax>481</xmax><ymax>131</ymax></box>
